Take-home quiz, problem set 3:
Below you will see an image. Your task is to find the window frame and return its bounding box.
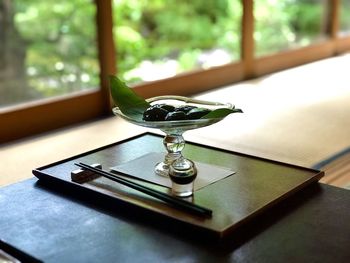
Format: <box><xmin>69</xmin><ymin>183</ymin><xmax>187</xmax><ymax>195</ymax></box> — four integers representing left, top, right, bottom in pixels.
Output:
<box><xmin>1</xmin><ymin>0</ymin><xmax>349</xmax><ymax>143</ymax></box>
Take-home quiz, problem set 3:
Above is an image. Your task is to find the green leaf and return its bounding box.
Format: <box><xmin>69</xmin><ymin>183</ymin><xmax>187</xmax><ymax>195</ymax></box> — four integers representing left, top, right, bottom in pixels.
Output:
<box><xmin>109</xmin><ymin>76</ymin><xmax>150</xmax><ymax>121</ymax></box>
<box><xmin>201</xmin><ymin>108</ymin><xmax>243</xmax><ymax>119</ymax></box>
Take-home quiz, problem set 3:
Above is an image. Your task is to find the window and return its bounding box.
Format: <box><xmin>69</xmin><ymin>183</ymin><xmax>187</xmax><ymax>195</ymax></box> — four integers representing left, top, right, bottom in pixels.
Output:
<box><xmin>0</xmin><ymin>0</ymin><xmax>111</xmax><ymax>142</ymax></box>
<box><xmin>254</xmin><ymin>0</ymin><xmax>328</xmax><ymax>57</ymax></box>
<box><xmin>1</xmin><ymin>0</ymin><xmax>350</xmax><ymax>143</ymax></box>
<box><xmin>113</xmin><ymin>0</ymin><xmax>242</xmax><ymax>84</ymax></box>
<box><xmin>0</xmin><ymin>0</ymin><xmax>99</xmax><ymax>108</ymax></box>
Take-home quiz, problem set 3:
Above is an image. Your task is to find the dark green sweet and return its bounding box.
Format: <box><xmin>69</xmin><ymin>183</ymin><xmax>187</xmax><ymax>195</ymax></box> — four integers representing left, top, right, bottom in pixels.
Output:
<box><xmin>141</xmin><ymin>102</ymin><xmax>239</xmax><ymax>121</ymax></box>
<box><xmin>160</xmin><ymin>104</ymin><xmax>176</xmax><ymax>112</ymax></box>
<box><xmin>143</xmin><ymin>103</ymin><xmax>213</xmax><ymax>121</ymax></box>
<box><xmin>186</xmin><ymin>108</ymin><xmax>212</xmax><ymax>119</ymax></box>
<box><xmin>165</xmin><ymin>111</ymin><xmax>187</xmax><ymax>121</ymax></box>
<box><xmin>143</xmin><ymin>105</ymin><xmax>169</xmax><ymax>121</ymax></box>
<box><xmin>174</xmin><ymin>105</ymin><xmax>197</xmax><ymax>113</ymax></box>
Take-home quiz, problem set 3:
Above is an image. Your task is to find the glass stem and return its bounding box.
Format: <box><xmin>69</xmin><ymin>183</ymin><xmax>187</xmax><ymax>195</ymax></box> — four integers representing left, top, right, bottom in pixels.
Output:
<box><xmin>163</xmin><ymin>133</ymin><xmax>185</xmax><ymax>167</ymax></box>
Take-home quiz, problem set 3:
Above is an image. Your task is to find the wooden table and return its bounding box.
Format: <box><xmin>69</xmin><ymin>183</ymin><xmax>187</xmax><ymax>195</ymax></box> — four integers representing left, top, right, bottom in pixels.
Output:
<box><xmin>1</xmin><ymin>134</ymin><xmax>350</xmax><ymax>262</ymax></box>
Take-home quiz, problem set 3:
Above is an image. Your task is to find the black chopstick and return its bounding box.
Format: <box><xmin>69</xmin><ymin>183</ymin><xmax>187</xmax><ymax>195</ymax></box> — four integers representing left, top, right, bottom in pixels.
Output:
<box><xmin>75</xmin><ymin>162</ymin><xmax>212</xmax><ymax>218</ymax></box>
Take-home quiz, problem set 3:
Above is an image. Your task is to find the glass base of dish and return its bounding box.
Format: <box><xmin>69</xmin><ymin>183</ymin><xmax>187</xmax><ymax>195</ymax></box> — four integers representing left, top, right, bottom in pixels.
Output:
<box><xmin>155</xmin><ymin>161</ymin><xmax>171</xmax><ymax>177</ymax></box>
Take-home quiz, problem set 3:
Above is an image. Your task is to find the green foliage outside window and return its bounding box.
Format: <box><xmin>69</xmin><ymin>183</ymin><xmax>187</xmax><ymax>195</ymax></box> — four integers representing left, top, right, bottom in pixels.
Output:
<box><xmin>340</xmin><ymin>0</ymin><xmax>350</xmax><ymax>34</ymax></box>
<box><xmin>255</xmin><ymin>0</ymin><xmax>327</xmax><ymax>56</ymax></box>
<box><xmin>114</xmin><ymin>0</ymin><xmax>241</xmax><ymax>83</ymax></box>
<box><xmin>15</xmin><ymin>0</ymin><xmax>98</xmax><ymax>98</ymax></box>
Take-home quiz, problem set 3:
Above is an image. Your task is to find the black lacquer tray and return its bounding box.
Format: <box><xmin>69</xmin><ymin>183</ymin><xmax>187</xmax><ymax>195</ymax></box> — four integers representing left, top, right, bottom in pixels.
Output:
<box><xmin>33</xmin><ymin>132</ymin><xmax>323</xmax><ymax>238</ymax></box>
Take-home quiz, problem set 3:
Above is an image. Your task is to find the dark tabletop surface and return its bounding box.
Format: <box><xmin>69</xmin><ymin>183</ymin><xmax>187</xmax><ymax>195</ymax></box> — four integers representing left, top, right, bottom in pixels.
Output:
<box><xmin>1</xmin><ymin>177</ymin><xmax>350</xmax><ymax>263</ymax></box>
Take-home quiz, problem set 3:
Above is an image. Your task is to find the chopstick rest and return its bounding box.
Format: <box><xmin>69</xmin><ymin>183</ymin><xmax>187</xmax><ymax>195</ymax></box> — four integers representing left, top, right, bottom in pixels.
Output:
<box><xmin>71</xmin><ymin>163</ymin><xmax>102</xmax><ymax>183</ymax></box>
<box><xmin>75</xmin><ymin>162</ymin><xmax>213</xmax><ymax>218</ymax></box>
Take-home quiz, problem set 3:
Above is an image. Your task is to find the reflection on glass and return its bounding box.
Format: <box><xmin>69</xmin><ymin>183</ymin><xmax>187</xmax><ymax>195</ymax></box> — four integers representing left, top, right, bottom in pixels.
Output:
<box><xmin>254</xmin><ymin>0</ymin><xmax>328</xmax><ymax>57</ymax></box>
<box><xmin>340</xmin><ymin>0</ymin><xmax>350</xmax><ymax>35</ymax></box>
<box><xmin>113</xmin><ymin>0</ymin><xmax>241</xmax><ymax>84</ymax></box>
<box><xmin>0</xmin><ymin>0</ymin><xmax>99</xmax><ymax>108</ymax></box>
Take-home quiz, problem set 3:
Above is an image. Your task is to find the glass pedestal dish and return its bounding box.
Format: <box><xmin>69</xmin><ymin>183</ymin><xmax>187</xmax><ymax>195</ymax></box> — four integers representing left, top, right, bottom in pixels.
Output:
<box><xmin>113</xmin><ymin>95</ymin><xmax>234</xmax><ymax>196</ymax></box>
